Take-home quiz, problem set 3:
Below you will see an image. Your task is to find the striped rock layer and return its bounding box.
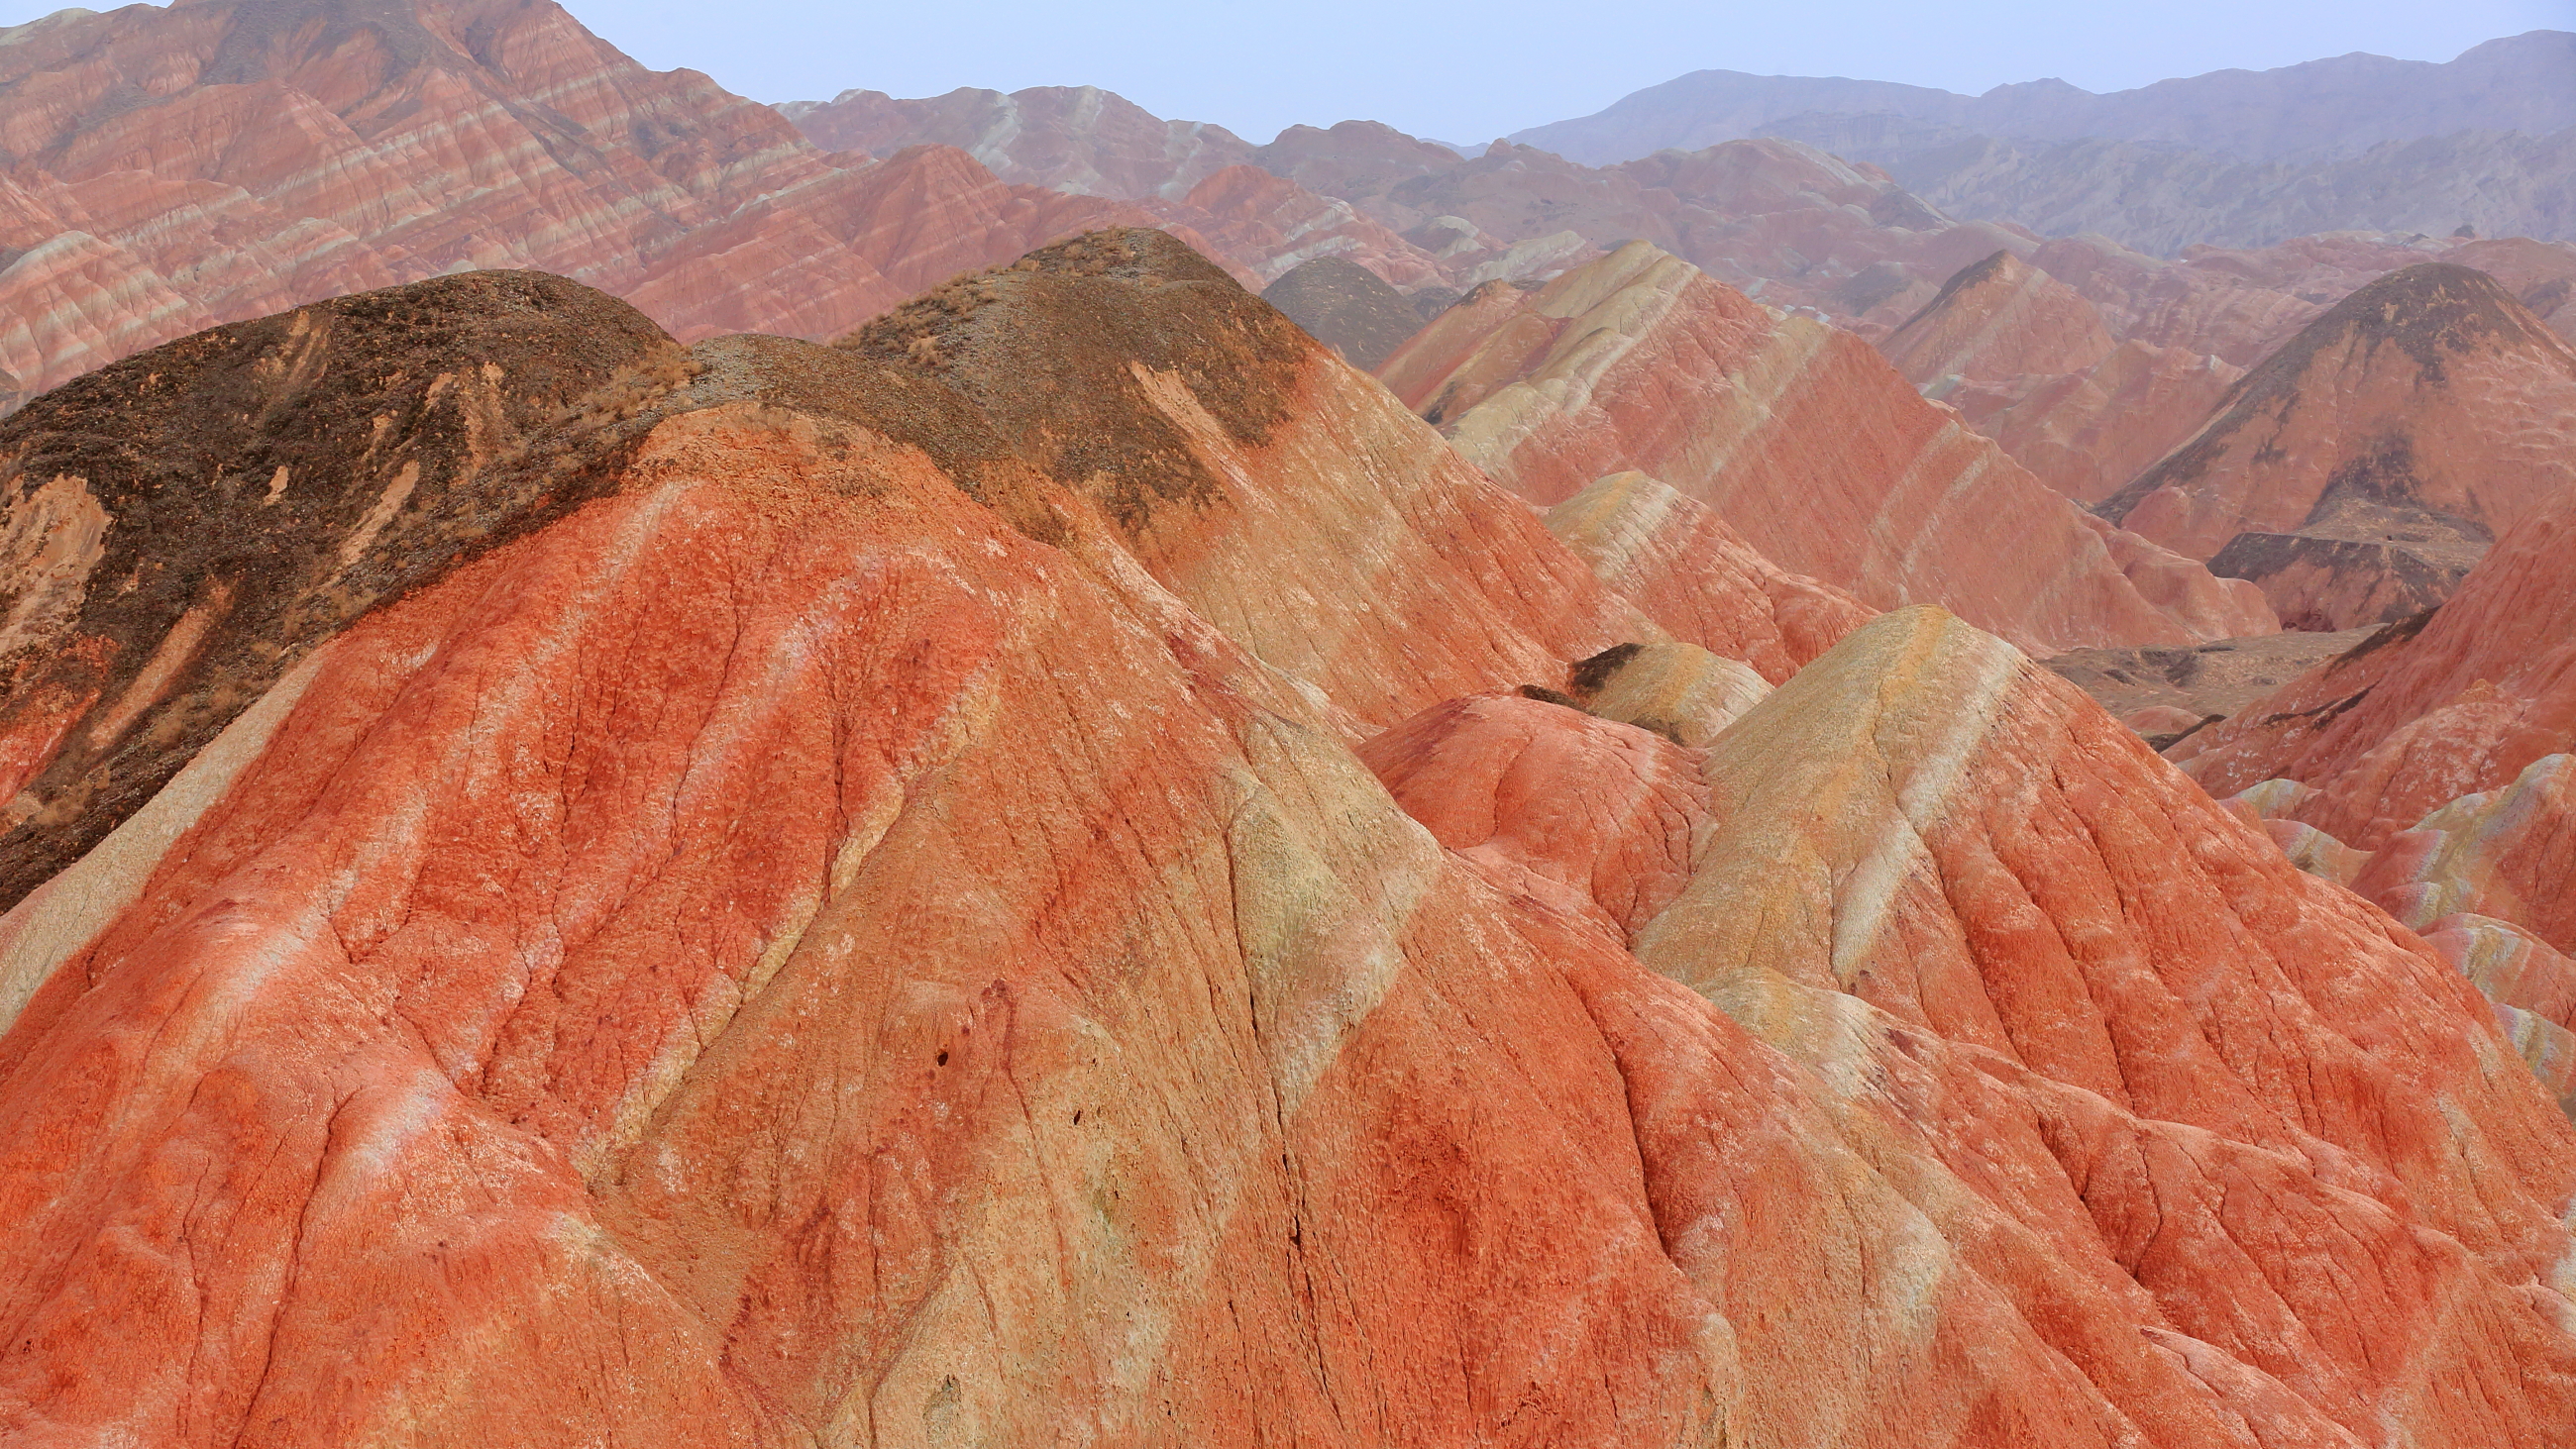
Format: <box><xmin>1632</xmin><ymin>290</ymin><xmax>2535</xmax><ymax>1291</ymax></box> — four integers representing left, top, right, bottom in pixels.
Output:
<box><xmin>1378</xmin><ymin>242</ymin><xmax>2277</xmax><ymax>656</ymax></box>
<box><xmin>2100</xmin><ymin>263</ymin><xmax>2576</xmax><ymax>564</ymax></box>
<box><xmin>1879</xmin><ymin>250</ymin><xmax>2246</xmax><ymax>507</ymax></box>
<box><xmin>2174</xmin><ymin>482</ymin><xmax>2576</xmax><ymax>850</ymax></box>
<box><xmin>0</xmin><ymin>243</ymin><xmax>2570</xmax><ymax>1446</ymax></box>
<box><xmin>0</xmin><ymin>0</ymin><xmax>1457</xmax><ymax>401</ymax></box>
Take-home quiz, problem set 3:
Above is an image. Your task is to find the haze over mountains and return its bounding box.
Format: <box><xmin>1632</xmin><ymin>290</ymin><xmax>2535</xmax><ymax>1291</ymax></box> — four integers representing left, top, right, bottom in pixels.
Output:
<box><xmin>1506</xmin><ymin>31</ymin><xmax>2576</xmax><ymax>251</ymax></box>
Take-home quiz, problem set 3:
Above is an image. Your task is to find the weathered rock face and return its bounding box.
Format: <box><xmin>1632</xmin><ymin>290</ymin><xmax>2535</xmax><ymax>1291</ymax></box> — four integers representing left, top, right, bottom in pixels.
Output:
<box><xmin>1380</xmin><ymin>243</ymin><xmax>2277</xmax><ymax>654</ymax></box>
<box><xmin>0</xmin><ymin>0</ymin><xmax>1171</xmax><ymax>393</ymax></box>
<box><xmin>1357</xmin><ymin>691</ymin><xmax>1709</xmax><ymax>939</ymax></box>
<box><xmin>1543</xmin><ymin>471</ymin><xmax>1873</xmax><ymax>684</ymax></box>
<box><xmin>2042</xmin><ymin>625</ymin><xmax>2380</xmax><ymax>741</ymax></box>
<box><xmin>1878</xmin><ymin>248</ymin><xmax>2250</xmax><ymax>507</ymax></box>
<box><xmin>2218</xmin><ymin>775</ymin><xmax>2576</xmax><ymax>1110</ymax></box>
<box><xmin>1943</xmin><ymin>338</ymin><xmax>2245</xmax><ymax>505</ymax></box>
<box><xmin>833</xmin><ymin>229</ymin><xmax>1645</xmax><ymax>729</ymax></box>
<box><xmin>1567</xmin><ymin>639</ymin><xmax>1772</xmax><ymax>747</ymax></box>
<box><xmin>2029</xmin><ymin>232</ymin><xmax>2430</xmax><ymax>365</ymax></box>
<box><xmin>1630</xmin><ymin>605</ymin><xmax>2576</xmax><ymax>1447</ymax></box>
<box><xmin>2102</xmin><ymin>263</ymin><xmax>2576</xmax><ymax>563</ymax></box>
<box><xmin>1</xmin><ymin>256</ymin><xmax>2572</xmax><ymax>1447</ymax></box>
<box><xmin>1175</xmin><ymin>165</ymin><xmax>1446</xmax><ymax>290</ymax></box>
<box><xmin>0</xmin><ymin>0</ymin><xmax>1484</xmax><ymax>401</ymax></box>
<box><xmin>2350</xmin><ymin>753</ymin><xmax>2576</xmax><ymax>951</ymax></box>
<box><xmin>1880</xmin><ymin>250</ymin><xmax>2116</xmax><ymax>386</ymax></box>
<box><xmin>0</xmin><ymin>269</ymin><xmax>680</xmax><ymax>910</ymax></box>
<box><xmin>1260</xmin><ymin>257</ymin><xmax>1429</xmax><ymax>370</ymax></box>
<box><xmin>2173</xmin><ymin>485</ymin><xmax>2576</xmax><ymax>849</ymax></box>
<box><xmin>1310</xmin><ymin>136</ymin><xmax>2031</xmax><ymax>339</ymax></box>
<box><xmin>2449</xmin><ymin>236</ymin><xmax>2576</xmax><ymax>343</ymax></box>
<box><xmin>2203</xmin><ymin>524</ymin><xmax>2483</xmax><ymax>631</ymax></box>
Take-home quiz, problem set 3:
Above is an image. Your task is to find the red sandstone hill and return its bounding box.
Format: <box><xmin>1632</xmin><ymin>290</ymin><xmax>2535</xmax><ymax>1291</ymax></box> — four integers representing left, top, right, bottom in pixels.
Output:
<box><xmin>1378</xmin><ymin>242</ymin><xmax>2277</xmax><ymax>654</ymax></box>
<box><xmin>2</xmin><ymin>231</ymin><xmax>2571</xmax><ymax>1446</ymax></box>
<box><xmin>0</xmin><ymin>0</ymin><xmax>1462</xmax><ymax>401</ymax></box>
<box><xmin>2173</xmin><ymin>477</ymin><xmax>2576</xmax><ymax>850</ymax></box>
<box><xmin>1878</xmin><ymin>249</ymin><xmax>2245</xmax><ymax>506</ymax></box>
<box><xmin>2101</xmin><ymin>265</ymin><xmax>2576</xmax><ymax>610</ymax></box>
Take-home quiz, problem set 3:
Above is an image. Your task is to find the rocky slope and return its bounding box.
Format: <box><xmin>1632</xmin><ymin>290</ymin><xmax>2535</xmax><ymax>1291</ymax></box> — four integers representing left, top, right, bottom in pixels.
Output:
<box><xmin>1877</xmin><ymin>249</ymin><xmax>2245</xmax><ymax>504</ymax></box>
<box><xmin>2099</xmin><ymin>262</ymin><xmax>2576</xmax><ymax>628</ymax></box>
<box><xmin>1543</xmin><ymin>471</ymin><xmax>1874</xmax><ymax>684</ymax></box>
<box><xmin>778</xmin><ymin>83</ymin><xmax>1259</xmax><ymax>200</ymax></box>
<box><xmin>2172</xmin><ymin>478</ymin><xmax>2576</xmax><ymax>849</ymax></box>
<box><xmin>1865</xmin><ymin>122</ymin><xmax>2576</xmax><ymax>258</ymax></box>
<box><xmin>0</xmin><ymin>0</ymin><xmax>1469</xmax><ymax>402</ymax></box>
<box><xmin>1379</xmin><ymin>242</ymin><xmax>2277</xmax><ymax>654</ymax></box>
<box><xmin>2</xmin><ymin>245</ymin><xmax>2570</xmax><ymax>1445</ymax></box>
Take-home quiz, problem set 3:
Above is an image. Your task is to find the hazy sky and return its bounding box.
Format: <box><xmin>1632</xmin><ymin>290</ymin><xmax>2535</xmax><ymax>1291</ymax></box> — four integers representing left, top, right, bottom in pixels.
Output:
<box><xmin>16</xmin><ymin>0</ymin><xmax>2574</xmax><ymax>143</ymax></box>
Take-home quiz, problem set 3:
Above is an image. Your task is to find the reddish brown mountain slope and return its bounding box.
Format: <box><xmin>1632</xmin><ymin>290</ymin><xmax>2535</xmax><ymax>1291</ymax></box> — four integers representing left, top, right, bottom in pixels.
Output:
<box><xmin>2103</xmin><ymin>263</ymin><xmax>2576</xmax><ymax>568</ymax></box>
<box><xmin>0</xmin><ymin>0</ymin><xmax>1455</xmax><ymax>401</ymax></box>
<box><xmin>1880</xmin><ymin>249</ymin><xmax>2117</xmax><ymax>383</ymax></box>
<box><xmin>1879</xmin><ymin>250</ymin><xmax>2245</xmax><ymax>505</ymax></box>
<box><xmin>2</xmin><ymin>246</ymin><xmax>2570</xmax><ymax>1446</ymax></box>
<box><xmin>1379</xmin><ymin>242</ymin><xmax>2277</xmax><ymax>653</ymax></box>
<box><xmin>2174</xmin><ymin>483</ymin><xmax>2576</xmax><ymax>848</ymax></box>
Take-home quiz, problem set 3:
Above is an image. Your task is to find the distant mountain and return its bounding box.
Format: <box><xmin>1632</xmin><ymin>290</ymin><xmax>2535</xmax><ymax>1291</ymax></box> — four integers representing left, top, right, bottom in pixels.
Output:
<box><xmin>1771</xmin><ymin>115</ymin><xmax>2576</xmax><ymax>254</ymax></box>
<box><xmin>1509</xmin><ymin>31</ymin><xmax>2576</xmax><ymax>165</ymax></box>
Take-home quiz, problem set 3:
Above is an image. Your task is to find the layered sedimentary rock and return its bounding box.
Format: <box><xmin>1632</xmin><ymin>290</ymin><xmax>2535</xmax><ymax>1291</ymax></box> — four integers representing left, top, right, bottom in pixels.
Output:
<box><xmin>1880</xmin><ymin>251</ymin><xmax>2246</xmax><ymax>504</ymax></box>
<box><xmin>1543</xmin><ymin>471</ymin><xmax>1873</xmax><ymax>684</ymax></box>
<box><xmin>2</xmin><ymin>245</ymin><xmax>2572</xmax><ymax>1446</ymax></box>
<box><xmin>1172</xmin><ymin>165</ymin><xmax>1447</xmax><ymax>290</ymax></box>
<box><xmin>2102</xmin><ymin>263</ymin><xmax>2576</xmax><ymax>567</ymax></box>
<box><xmin>2350</xmin><ymin>753</ymin><xmax>2576</xmax><ymax>950</ymax></box>
<box><xmin>832</xmin><ymin>230</ymin><xmax>1643</xmax><ymax>727</ymax></box>
<box><xmin>1567</xmin><ymin>639</ymin><xmax>1772</xmax><ymax>747</ymax></box>
<box><xmin>0</xmin><ymin>269</ymin><xmax>680</xmax><ymax>908</ymax></box>
<box><xmin>1356</xmin><ymin>691</ymin><xmax>1709</xmax><ymax>938</ymax></box>
<box><xmin>778</xmin><ymin>83</ymin><xmax>1258</xmax><ymax>200</ymax></box>
<box><xmin>1944</xmin><ymin>339</ymin><xmax>2244</xmax><ymax>505</ymax></box>
<box><xmin>0</xmin><ymin>0</ymin><xmax>1467</xmax><ymax>401</ymax></box>
<box><xmin>2451</xmin><ymin>236</ymin><xmax>2576</xmax><ymax>342</ymax></box>
<box><xmin>2042</xmin><ymin>625</ymin><xmax>2380</xmax><ymax>739</ymax></box>
<box><xmin>2220</xmin><ymin>774</ymin><xmax>2576</xmax><ymax>1108</ymax></box>
<box><xmin>0</xmin><ymin>0</ymin><xmax>1131</xmax><ymax>392</ymax></box>
<box><xmin>2202</xmin><ymin>526</ymin><xmax>2481</xmax><ymax>630</ymax></box>
<box><xmin>1380</xmin><ymin>242</ymin><xmax>2276</xmax><ymax>653</ymax></box>
<box><xmin>1618</xmin><ymin>605</ymin><xmax>2576</xmax><ymax>1447</ymax></box>
<box><xmin>798</xmin><ymin>88</ymin><xmax>2031</xmax><ymax>339</ymax></box>
<box><xmin>2173</xmin><ymin>485</ymin><xmax>2576</xmax><ymax>847</ymax></box>
<box><xmin>1879</xmin><ymin>250</ymin><xmax>2116</xmax><ymax>384</ymax></box>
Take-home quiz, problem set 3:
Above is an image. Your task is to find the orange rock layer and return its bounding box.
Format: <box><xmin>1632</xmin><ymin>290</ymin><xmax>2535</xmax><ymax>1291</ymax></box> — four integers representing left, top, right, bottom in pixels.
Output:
<box><xmin>1381</xmin><ymin>243</ymin><xmax>2277</xmax><ymax>655</ymax></box>
<box><xmin>0</xmin><ymin>246</ymin><xmax>2569</xmax><ymax>1446</ymax></box>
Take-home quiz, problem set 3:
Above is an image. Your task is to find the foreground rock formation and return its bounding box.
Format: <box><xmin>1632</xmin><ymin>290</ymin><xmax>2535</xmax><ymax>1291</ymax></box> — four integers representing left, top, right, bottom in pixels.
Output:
<box><xmin>2</xmin><ymin>234</ymin><xmax>2571</xmax><ymax>1445</ymax></box>
<box><xmin>1380</xmin><ymin>242</ymin><xmax>2276</xmax><ymax>654</ymax></box>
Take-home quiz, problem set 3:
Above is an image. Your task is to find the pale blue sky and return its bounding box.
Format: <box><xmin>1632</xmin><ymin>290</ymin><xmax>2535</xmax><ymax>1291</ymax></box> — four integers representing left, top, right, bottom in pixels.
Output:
<box><xmin>18</xmin><ymin>0</ymin><xmax>2574</xmax><ymax>144</ymax></box>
